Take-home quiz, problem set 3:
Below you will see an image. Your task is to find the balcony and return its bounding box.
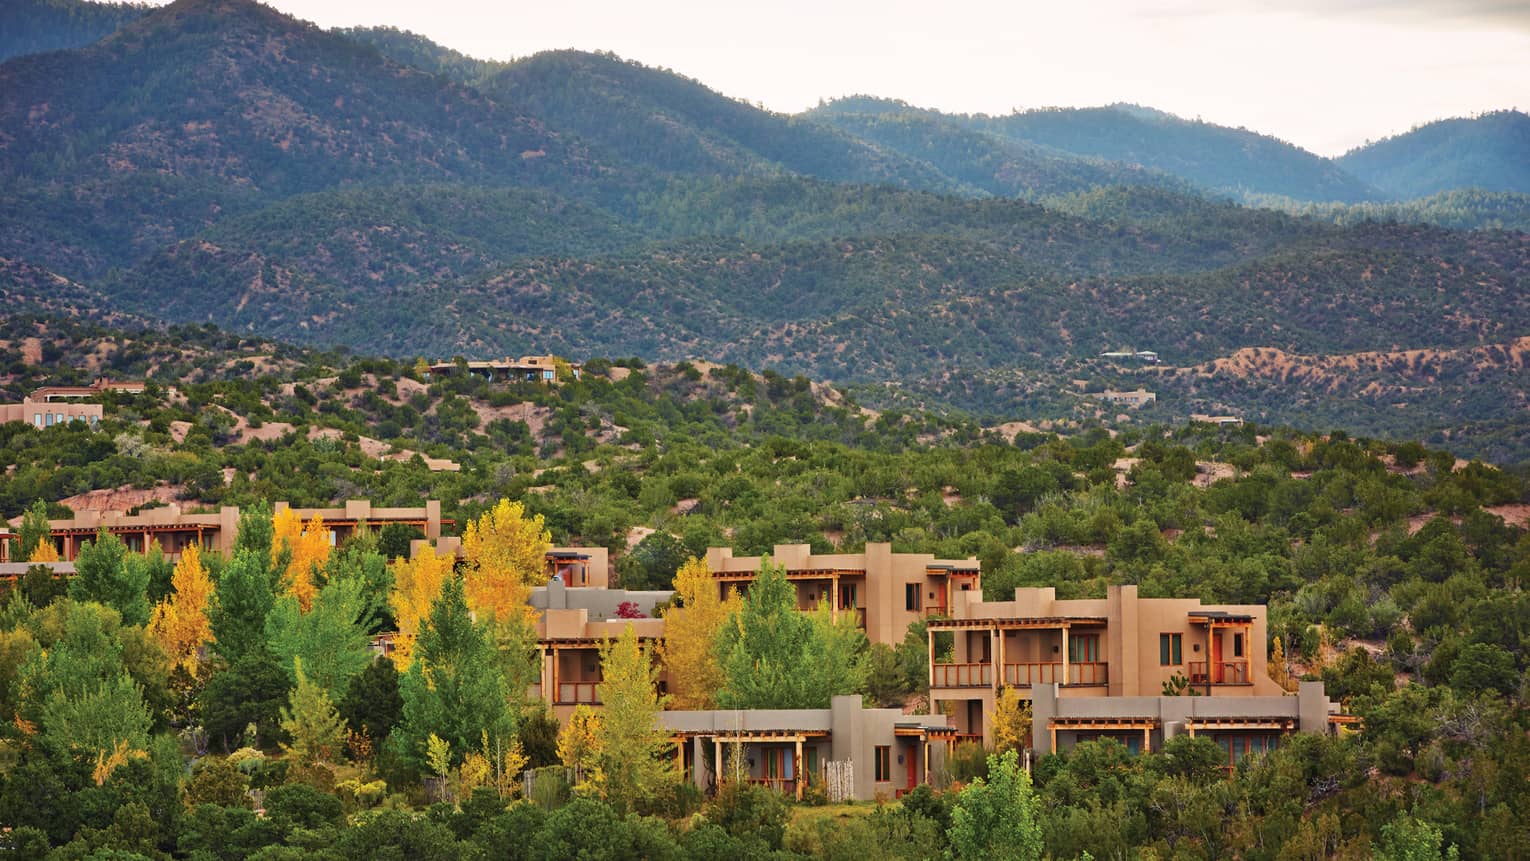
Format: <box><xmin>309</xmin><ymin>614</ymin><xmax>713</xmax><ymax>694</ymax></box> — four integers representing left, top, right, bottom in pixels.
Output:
<box><xmin>931</xmin><ymin>662</ymin><xmax>992</xmax><ymax>688</ymax></box>
<box><xmin>556</xmin><ymin>681</ymin><xmax>602</xmax><ymax>704</ymax></box>
<box><xmin>1003</xmin><ymin>661</ymin><xmax>1108</xmax><ymax>687</ymax></box>
<box><xmin>1188</xmin><ymin>661</ymin><xmax>1251</xmax><ymax>686</ymax></box>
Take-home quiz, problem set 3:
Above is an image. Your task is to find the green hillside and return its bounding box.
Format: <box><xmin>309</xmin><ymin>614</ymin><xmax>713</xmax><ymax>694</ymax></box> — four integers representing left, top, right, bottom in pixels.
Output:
<box><xmin>1339</xmin><ymin>110</ymin><xmax>1530</xmax><ymax>198</ymax></box>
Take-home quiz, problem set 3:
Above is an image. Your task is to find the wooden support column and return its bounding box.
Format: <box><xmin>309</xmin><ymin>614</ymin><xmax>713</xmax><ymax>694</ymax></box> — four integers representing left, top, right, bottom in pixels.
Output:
<box><xmin>1061</xmin><ymin>624</ymin><xmax>1070</xmax><ymax>686</ymax></box>
<box><xmin>715</xmin><ymin>738</ymin><xmax>724</xmax><ymax>784</ymax></box>
<box><xmin>1049</xmin><ymin>724</ymin><xmax>1058</xmax><ymax>754</ymax></box>
<box><xmin>1142</xmin><ymin>726</ymin><xmax>1151</xmax><ymax>753</ymax></box>
<box><xmin>550</xmin><ymin>645</ymin><xmax>559</xmax><ymax>706</ymax></box>
<box><xmin>831</xmin><ymin>574</ymin><xmax>840</xmax><ymax>623</ymax></box>
<box><xmin>997</xmin><ymin>626</ymin><xmax>1007</xmax><ymax>688</ymax></box>
<box><xmin>927</xmin><ymin>626</ymin><xmax>935</xmax><ymax>690</ymax></box>
<box><xmin>794</xmin><ymin>739</ymin><xmax>804</xmax><ymax>800</ymax></box>
<box><xmin>1187</xmin><ymin>722</ymin><xmax>1196</xmax><ymax>738</ymax></box>
<box><xmin>990</xmin><ymin>627</ymin><xmax>1000</xmax><ymax>688</ymax></box>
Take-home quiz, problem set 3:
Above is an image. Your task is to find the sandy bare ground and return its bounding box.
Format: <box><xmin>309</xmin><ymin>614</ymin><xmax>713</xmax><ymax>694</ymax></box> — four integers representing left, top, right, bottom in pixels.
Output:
<box><xmin>1193</xmin><ymin>461</ymin><xmax>1238</xmax><ymax>488</ymax></box>
<box><xmin>989</xmin><ymin>421</ymin><xmax>1044</xmax><ymax>443</ymax></box>
<box><xmin>470</xmin><ymin>402</ymin><xmax>551</xmax><ymax>437</ymax></box>
<box><xmin>56</xmin><ymin>483</ymin><xmax>188</xmax><ymax>515</ymax></box>
<box><xmin>626</xmin><ymin>526</ymin><xmax>656</xmax><ymax>550</ymax></box>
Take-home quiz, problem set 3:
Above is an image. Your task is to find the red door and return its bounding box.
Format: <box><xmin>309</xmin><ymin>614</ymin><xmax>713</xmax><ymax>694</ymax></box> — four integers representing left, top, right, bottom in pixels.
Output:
<box><xmin>906</xmin><ymin>744</ymin><xmax>917</xmax><ymax>789</ymax></box>
<box><xmin>1210</xmin><ymin>634</ymin><xmax>1223</xmax><ymax>684</ymax></box>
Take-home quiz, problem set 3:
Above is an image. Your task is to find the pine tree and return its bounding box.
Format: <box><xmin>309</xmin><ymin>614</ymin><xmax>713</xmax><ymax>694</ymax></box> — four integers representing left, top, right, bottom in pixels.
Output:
<box><xmin>390</xmin><ymin>575</ymin><xmax>514</xmax><ymax>775</ymax></box>
<box><xmin>210</xmin><ymin>549</ymin><xmax>277</xmax><ymax>664</ymax></box>
<box><xmin>597</xmin><ymin>624</ymin><xmax>676</xmax><ymax>813</ymax></box>
<box><xmin>148</xmin><ymin>543</ymin><xmax>214</xmax><ymax>678</ymax></box>
<box><xmin>280</xmin><ymin>657</ymin><xmax>347</xmax><ymax>764</ymax></box>
<box><xmin>658</xmin><ymin>557</ymin><xmax>738</xmax><ymax>709</ymax></box>
<box><xmin>461</xmin><ymin>499</ymin><xmax>551</xmax><ymax>624</ymax></box>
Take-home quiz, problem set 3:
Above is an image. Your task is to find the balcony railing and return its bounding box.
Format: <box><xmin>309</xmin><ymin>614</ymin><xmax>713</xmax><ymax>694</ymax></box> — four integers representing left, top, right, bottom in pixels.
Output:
<box><xmin>922</xmin><ymin>605</ymin><xmax>950</xmax><ymax>619</ymax></box>
<box><xmin>931</xmin><ymin>662</ymin><xmax>992</xmax><ymax>688</ymax></box>
<box><xmin>1003</xmin><ymin>661</ymin><xmax>1109</xmax><ymax>686</ymax></box>
<box><xmin>556</xmin><ymin>681</ymin><xmax>601</xmax><ymax>704</ymax></box>
<box><xmin>1188</xmin><ymin>661</ymin><xmax>1250</xmax><ymax>686</ymax></box>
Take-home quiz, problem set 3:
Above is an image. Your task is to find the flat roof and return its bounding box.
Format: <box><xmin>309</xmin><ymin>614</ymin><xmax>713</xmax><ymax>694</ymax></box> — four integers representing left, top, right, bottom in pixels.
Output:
<box><xmin>1189</xmin><ymin>611</ymin><xmax>1257</xmax><ymax>624</ymax></box>
<box><xmin>927</xmin><ymin>616</ymin><xmax>1109</xmax><ymax>630</ymax></box>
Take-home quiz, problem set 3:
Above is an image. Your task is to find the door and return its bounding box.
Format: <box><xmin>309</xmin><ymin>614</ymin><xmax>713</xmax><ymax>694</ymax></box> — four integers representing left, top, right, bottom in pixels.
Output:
<box><xmin>1210</xmin><ymin>633</ymin><xmax>1223</xmax><ymax>684</ymax></box>
<box><xmin>906</xmin><ymin>743</ymin><xmax>918</xmax><ymax>789</ymax></box>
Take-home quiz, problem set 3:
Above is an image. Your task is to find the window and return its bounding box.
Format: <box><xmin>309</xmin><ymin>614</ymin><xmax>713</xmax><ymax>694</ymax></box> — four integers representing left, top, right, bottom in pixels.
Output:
<box><xmin>840</xmin><ymin>584</ymin><xmax>857</xmax><ymax>609</ymax></box>
<box><xmin>1233</xmin><ymin>633</ymin><xmax>1244</xmax><ymax>658</ymax></box>
<box><xmin>874</xmin><ymin>745</ymin><xmax>891</xmax><ymax>782</ymax></box>
<box><xmin>33</xmin><ymin>413</ymin><xmax>42</xmax><ymax>427</ymax></box>
<box><xmin>1159</xmin><ymin>633</ymin><xmax>1182</xmax><ymax>666</ymax></box>
<box><xmin>905</xmin><ymin>583</ymin><xmax>920</xmax><ymax>611</ymax></box>
<box><xmin>1069</xmin><ymin>634</ymin><xmax>1100</xmax><ymax>663</ymax></box>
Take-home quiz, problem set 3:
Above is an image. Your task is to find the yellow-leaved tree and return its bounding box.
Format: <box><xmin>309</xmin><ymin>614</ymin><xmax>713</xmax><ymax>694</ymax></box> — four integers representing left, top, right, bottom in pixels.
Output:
<box><xmin>658</xmin><ymin>557</ymin><xmax>739</xmax><ymax>709</ymax></box>
<box><xmin>556</xmin><ymin>704</ymin><xmax>605</xmax><ymax>797</ymax></box>
<box><xmin>148</xmin><ymin>543</ymin><xmax>214</xmax><ymax>678</ymax></box>
<box><xmin>274</xmin><ymin>509</ymin><xmax>331</xmax><ymax>612</ymax></box>
<box><xmin>597</xmin><ymin>624</ymin><xmax>676</xmax><ymax>813</ymax></box>
<box><xmin>387</xmin><ymin>543</ymin><xmax>455</xmax><ymax>670</ymax></box>
<box><xmin>461</xmin><ymin>499</ymin><xmax>551</xmax><ymax>624</ymax></box>
<box><xmin>28</xmin><ymin>540</ymin><xmax>60</xmax><ymax>563</ymax></box>
<box><xmin>990</xmin><ymin>685</ymin><xmax>1033</xmax><ymax>754</ymax></box>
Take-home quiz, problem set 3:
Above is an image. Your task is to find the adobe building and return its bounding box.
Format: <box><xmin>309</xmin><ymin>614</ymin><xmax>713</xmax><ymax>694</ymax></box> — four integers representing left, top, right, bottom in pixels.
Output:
<box><xmin>1091</xmin><ymin>389</ymin><xmax>1157</xmax><ymax>408</ymax></box>
<box><xmin>37</xmin><ymin>500</ymin><xmax>445</xmax><ymax>561</ymax></box>
<box><xmin>532</xmin><ymin>578</ymin><xmax>670</xmax><ymax>721</ymax></box>
<box><xmin>425</xmin><ymin>355</ymin><xmax>581</xmax><ymax>384</ymax></box>
<box><xmin>662</xmin><ymin>695</ymin><xmax>953</xmax><ymax>801</ymax></box>
<box><xmin>929</xmin><ymin>584</ymin><xmax>1343</xmax><ymax>764</ymax></box>
<box><xmin>704</xmin><ymin>543</ymin><xmax>981</xmax><ymax>645</ymax></box>
<box><xmin>0</xmin><ymin>397</ymin><xmax>102</xmax><ymax>428</ymax></box>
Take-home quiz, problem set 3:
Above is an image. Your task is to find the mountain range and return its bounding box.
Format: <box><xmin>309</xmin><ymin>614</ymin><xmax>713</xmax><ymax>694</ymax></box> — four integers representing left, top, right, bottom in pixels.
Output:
<box><xmin>1</xmin><ymin>0</ymin><xmax>1527</xmax><ymax>463</ymax></box>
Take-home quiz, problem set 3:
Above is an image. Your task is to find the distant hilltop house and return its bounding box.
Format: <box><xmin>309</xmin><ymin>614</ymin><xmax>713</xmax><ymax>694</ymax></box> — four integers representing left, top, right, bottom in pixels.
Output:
<box><xmin>30</xmin><ymin>377</ymin><xmax>147</xmax><ymax>401</ymax></box>
<box><xmin>1091</xmin><ymin>389</ymin><xmax>1157</xmax><ymax>408</ymax></box>
<box><xmin>1099</xmin><ymin>349</ymin><xmax>1160</xmax><ymax>364</ymax></box>
<box><xmin>1</xmin><ymin>378</ymin><xmax>151</xmax><ymax>428</ymax></box>
<box><xmin>1191</xmin><ymin>414</ymin><xmax>1245</xmax><ymax>427</ymax></box>
<box><xmin>1</xmin><ymin>398</ymin><xmax>102</xmax><ymax>429</ymax></box>
<box><xmin>425</xmin><ymin>355</ymin><xmax>581</xmax><ymax>384</ymax></box>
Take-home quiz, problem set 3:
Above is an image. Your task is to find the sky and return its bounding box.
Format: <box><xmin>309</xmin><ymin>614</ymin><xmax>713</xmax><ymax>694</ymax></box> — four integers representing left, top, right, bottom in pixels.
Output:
<box><xmin>159</xmin><ymin>0</ymin><xmax>1529</xmax><ymax>156</ymax></box>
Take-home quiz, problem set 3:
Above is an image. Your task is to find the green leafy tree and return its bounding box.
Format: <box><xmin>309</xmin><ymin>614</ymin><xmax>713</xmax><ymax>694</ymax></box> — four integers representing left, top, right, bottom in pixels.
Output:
<box><xmin>1449</xmin><ymin>642</ymin><xmax>1518</xmax><ymax>696</ymax></box>
<box><xmin>716</xmin><ymin>561</ymin><xmax>865</xmax><ymax>708</ymax></box>
<box><xmin>596</xmin><ymin>624</ymin><xmax>676</xmax><ymax>814</ymax></box>
<box><xmin>947</xmin><ymin>749</ymin><xmax>1043</xmax><ymax>861</ymax></box>
<box><xmin>280</xmin><ymin>657</ymin><xmax>347</xmax><ymax>764</ymax></box>
<box><xmin>619</xmin><ymin>531</ymin><xmax>687</xmax><ymax>591</ymax></box>
<box><xmin>15</xmin><ymin>499</ymin><xmax>52</xmax><ymax>562</ymax></box>
<box><xmin>391</xmin><ymin>575</ymin><xmax>514</xmax><ymax>774</ymax></box>
<box><xmin>1374</xmin><ymin>815</ymin><xmax>1461</xmax><ymax>861</ymax></box>
<box><xmin>70</xmin><ymin>530</ymin><xmax>150</xmax><ymax>626</ymax></box>
<box><xmin>209</xmin><ymin>549</ymin><xmax>277</xmax><ymax>664</ymax></box>
<box><xmin>265</xmin><ymin>576</ymin><xmax>374</xmax><ymax>702</ymax></box>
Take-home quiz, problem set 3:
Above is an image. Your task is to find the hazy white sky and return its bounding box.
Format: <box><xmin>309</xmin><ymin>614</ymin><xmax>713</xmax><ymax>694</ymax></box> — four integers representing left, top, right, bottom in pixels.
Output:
<box><xmin>170</xmin><ymin>0</ymin><xmax>1530</xmax><ymax>156</ymax></box>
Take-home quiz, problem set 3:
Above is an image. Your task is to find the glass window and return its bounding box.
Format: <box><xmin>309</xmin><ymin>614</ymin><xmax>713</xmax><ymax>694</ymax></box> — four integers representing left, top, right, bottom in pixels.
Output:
<box><xmin>1233</xmin><ymin>633</ymin><xmax>1244</xmax><ymax>658</ymax></box>
<box><xmin>874</xmin><ymin>745</ymin><xmax>890</xmax><ymax>782</ymax></box>
<box><xmin>905</xmin><ymin>583</ymin><xmax>920</xmax><ymax>611</ymax></box>
<box><xmin>1070</xmin><ymin>634</ymin><xmax>1101</xmax><ymax>663</ymax></box>
<box><xmin>1159</xmin><ymin>633</ymin><xmax>1182</xmax><ymax>666</ymax></box>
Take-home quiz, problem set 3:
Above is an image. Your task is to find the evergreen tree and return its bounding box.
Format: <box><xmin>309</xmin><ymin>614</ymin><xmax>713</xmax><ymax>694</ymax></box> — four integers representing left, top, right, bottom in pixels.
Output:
<box><xmin>391</xmin><ymin>576</ymin><xmax>513</xmax><ymax>774</ymax></box>
<box><xmin>70</xmin><ymin>530</ymin><xmax>150</xmax><ymax>627</ymax></box>
<box><xmin>338</xmin><ymin>656</ymin><xmax>403</xmax><ymax>749</ymax></box>
<box><xmin>210</xmin><ymin>549</ymin><xmax>277</xmax><ymax>664</ymax></box>
<box><xmin>280</xmin><ymin>657</ymin><xmax>347</xmax><ymax>764</ymax></box>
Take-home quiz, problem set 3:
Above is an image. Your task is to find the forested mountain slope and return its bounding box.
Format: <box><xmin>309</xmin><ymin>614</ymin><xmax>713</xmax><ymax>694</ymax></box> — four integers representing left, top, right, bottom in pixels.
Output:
<box><xmin>1340</xmin><ymin>111</ymin><xmax>1530</xmax><ymax>199</ymax></box>
<box><xmin>811</xmin><ymin>99</ymin><xmax>1378</xmax><ymax>203</ymax></box>
<box><xmin>0</xmin><ymin>0</ymin><xmax>148</xmax><ymax>62</ymax></box>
